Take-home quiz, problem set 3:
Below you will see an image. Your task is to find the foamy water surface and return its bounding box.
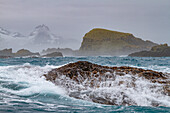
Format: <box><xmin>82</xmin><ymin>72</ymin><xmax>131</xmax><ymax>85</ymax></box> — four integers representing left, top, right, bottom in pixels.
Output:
<box><xmin>0</xmin><ymin>57</ymin><xmax>170</xmax><ymax>112</ymax></box>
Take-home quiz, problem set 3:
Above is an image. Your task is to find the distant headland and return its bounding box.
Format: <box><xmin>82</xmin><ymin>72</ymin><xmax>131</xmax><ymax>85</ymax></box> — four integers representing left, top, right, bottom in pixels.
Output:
<box><xmin>79</xmin><ymin>28</ymin><xmax>157</xmax><ymax>56</ymax></box>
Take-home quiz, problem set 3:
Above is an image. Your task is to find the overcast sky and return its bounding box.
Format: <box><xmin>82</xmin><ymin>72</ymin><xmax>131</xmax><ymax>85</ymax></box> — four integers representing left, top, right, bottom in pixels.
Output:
<box><xmin>0</xmin><ymin>0</ymin><xmax>170</xmax><ymax>48</ymax></box>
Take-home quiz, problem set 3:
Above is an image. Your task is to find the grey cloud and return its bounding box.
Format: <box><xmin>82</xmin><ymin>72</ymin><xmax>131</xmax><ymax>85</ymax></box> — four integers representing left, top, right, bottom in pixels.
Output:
<box><xmin>0</xmin><ymin>0</ymin><xmax>170</xmax><ymax>49</ymax></box>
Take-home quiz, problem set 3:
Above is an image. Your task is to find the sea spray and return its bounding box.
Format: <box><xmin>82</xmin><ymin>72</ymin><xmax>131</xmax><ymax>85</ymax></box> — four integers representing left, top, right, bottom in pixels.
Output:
<box><xmin>0</xmin><ymin>63</ymin><xmax>66</xmax><ymax>96</ymax></box>
<box><xmin>0</xmin><ymin>57</ymin><xmax>170</xmax><ymax>112</ymax></box>
<box><xmin>44</xmin><ymin>61</ymin><xmax>170</xmax><ymax>107</ymax></box>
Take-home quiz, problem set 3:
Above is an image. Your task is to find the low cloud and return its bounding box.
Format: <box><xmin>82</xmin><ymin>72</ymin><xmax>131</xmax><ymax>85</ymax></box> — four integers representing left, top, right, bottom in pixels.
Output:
<box><xmin>0</xmin><ymin>0</ymin><xmax>170</xmax><ymax>48</ymax></box>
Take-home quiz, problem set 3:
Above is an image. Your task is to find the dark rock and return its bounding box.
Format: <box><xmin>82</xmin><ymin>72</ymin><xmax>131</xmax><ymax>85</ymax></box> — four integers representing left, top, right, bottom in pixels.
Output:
<box><xmin>42</xmin><ymin>52</ymin><xmax>63</xmax><ymax>57</ymax></box>
<box><xmin>0</xmin><ymin>56</ymin><xmax>12</xmax><ymax>58</ymax></box>
<box><xmin>0</xmin><ymin>48</ymin><xmax>14</xmax><ymax>58</ymax></box>
<box><xmin>0</xmin><ymin>48</ymin><xmax>40</xmax><ymax>58</ymax></box>
<box><xmin>129</xmin><ymin>44</ymin><xmax>170</xmax><ymax>57</ymax></box>
<box><xmin>14</xmin><ymin>49</ymin><xmax>40</xmax><ymax>57</ymax></box>
<box><xmin>41</xmin><ymin>48</ymin><xmax>75</xmax><ymax>56</ymax></box>
<box><xmin>0</xmin><ymin>48</ymin><xmax>13</xmax><ymax>57</ymax></box>
<box><xmin>44</xmin><ymin>61</ymin><xmax>170</xmax><ymax>106</ymax></box>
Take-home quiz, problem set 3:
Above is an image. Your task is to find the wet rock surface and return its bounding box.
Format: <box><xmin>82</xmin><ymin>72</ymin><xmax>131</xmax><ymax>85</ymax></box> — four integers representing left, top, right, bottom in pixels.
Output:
<box><xmin>44</xmin><ymin>61</ymin><xmax>170</xmax><ymax>106</ymax></box>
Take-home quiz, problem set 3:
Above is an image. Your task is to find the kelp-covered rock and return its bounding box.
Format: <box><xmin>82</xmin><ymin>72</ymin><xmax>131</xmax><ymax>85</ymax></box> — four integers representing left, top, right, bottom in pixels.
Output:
<box><xmin>44</xmin><ymin>61</ymin><xmax>170</xmax><ymax>106</ymax></box>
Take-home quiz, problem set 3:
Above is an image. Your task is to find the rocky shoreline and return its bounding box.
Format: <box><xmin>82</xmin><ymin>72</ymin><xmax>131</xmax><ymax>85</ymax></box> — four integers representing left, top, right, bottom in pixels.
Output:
<box><xmin>44</xmin><ymin>61</ymin><xmax>170</xmax><ymax>106</ymax></box>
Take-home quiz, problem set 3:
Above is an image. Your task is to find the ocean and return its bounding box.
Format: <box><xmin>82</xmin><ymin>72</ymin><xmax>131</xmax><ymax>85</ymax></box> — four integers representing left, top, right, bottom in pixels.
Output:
<box><xmin>0</xmin><ymin>56</ymin><xmax>169</xmax><ymax>113</ymax></box>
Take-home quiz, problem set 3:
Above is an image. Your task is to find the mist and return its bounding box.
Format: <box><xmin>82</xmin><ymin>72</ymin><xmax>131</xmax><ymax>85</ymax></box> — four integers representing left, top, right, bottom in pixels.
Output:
<box><xmin>0</xmin><ymin>0</ymin><xmax>170</xmax><ymax>52</ymax></box>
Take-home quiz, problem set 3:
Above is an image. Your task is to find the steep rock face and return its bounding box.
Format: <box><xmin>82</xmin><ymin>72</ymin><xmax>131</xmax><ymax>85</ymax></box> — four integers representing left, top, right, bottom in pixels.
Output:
<box><xmin>44</xmin><ymin>61</ymin><xmax>170</xmax><ymax>106</ymax></box>
<box><xmin>14</xmin><ymin>49</ymin><xmax>40</xmax><ymax>57</ymax></box>
<box><xmin>129</xmin><ymin>44</ymin><xmax>170</xmax><ymax>57</ymax></box>
<box><xmin>79</xmin><ymin>28</ymin><xmax>157</xmax><ymax>56</ymax></box>
<box><xmin>0</xmin><ymin>48</ymin><xmax>13</xmax><ymax>57</ymax></box>
<box><xmin>42</xmin><ymin>52</ymin><xmax>63</xmax><ymax>57</ymax></box>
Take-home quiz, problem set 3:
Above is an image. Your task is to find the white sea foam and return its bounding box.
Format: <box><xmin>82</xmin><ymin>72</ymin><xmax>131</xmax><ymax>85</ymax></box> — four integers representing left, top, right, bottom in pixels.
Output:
<box><xmin>0</xmin><ymin>64</ymin><xmax>66</xmax><ymax>96</ymax></box>
<box><xmin>0</xmin><ymin>63</ymin><xmax>169</xmax><ymax>107</ymax></box>
<box><xmin>119</xmin><ymin>55</ymin><xmax>128</xmax><ymax>57</ymax></box>
<box><xmin>53</xmin><ymin>70</ymin><xmax>170</xmax><ymax>107</ymax></box>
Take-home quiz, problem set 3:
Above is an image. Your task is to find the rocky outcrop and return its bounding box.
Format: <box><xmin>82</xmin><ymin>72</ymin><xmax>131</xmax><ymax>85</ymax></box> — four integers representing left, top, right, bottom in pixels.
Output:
<box><xmin>0</xmin><ymin>56</ymin><xmax>12</xmax><ymax>58</ymax></box>
<box><xmin>0</xmin><ymin>48</ymin><xmax>13</xmax><ymax>56</ymax></box>
<box><xmin>79</xmin><ymin>28</ymin><xmax>157</xmax><ymax>56</ymax></box>
<box><xmin>0</xmin><ymin>48</ymin><xmax>40</xmax><ymax>58</ymax></box>
<box><xmin>44</xmin><ymin>61</ymin><xmax>170</xmax><ymax>106</ymax></box>
<box><xmin>42</xmin><ymin>52</ymin><xmax>63</xmax><ymax>57</ymax></box>
<box><xmin>129</xmin><ymin>44</ymin><xmax>170</xmax><ymax>57</ymax></box>
<box><xmin>14</xmin><ymin>49</ymin><xmax>40</xmax><ymax>57</ymax></box>
<box><xmin>0</xmin><ymin>48</ymin><xmax>14</xmax><ymax>58</ymax></box>
<box><xmin>41</xmin><ymin>48</ymin><xmax>75</xmax><ymax>56</ymax></box>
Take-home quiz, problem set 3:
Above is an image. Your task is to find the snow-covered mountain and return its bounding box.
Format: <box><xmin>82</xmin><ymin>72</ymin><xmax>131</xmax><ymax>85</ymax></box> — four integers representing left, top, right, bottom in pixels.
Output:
<box><xmin>0</xmin><ymin>27</ymin><xmax>11</xmax><ymax>35</ymax></box>
<box><xmin>29</xmin><ymin>24</ymin><xmax>60</xmax><ymax>45</ymax></box>
<box><xmin>0</xmin><ymin>25</ymin><xmax>80</xmax><ymax>52</ymax></box>
<box><xmin>0</xmin><ymin>27</ymin><xmax>27</xmax><ymax>51</ymax></box>
<box><xmin>11</xmin><ymin>32</ymin><xmax>25</xmax><ymax>37</ymax></box>
<box><xmin>0</xmin><ymin>27</ymin><xmax>25</xmax><ymax>38</ymax></box>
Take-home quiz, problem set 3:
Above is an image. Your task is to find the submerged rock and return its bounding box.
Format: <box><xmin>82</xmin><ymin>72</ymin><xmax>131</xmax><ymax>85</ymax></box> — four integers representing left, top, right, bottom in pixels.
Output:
<box><xmin>44</xmin><ymin>61</ymin><xmax>170</xmax><ymax>106</ymax></box>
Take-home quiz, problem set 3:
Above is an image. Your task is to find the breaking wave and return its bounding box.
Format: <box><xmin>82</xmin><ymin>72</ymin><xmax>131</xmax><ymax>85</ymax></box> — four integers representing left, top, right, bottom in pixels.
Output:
<box><xmin>0</xmin><ymin>57</ymin><xmax>170</xmax><ymax>112</ymax></box>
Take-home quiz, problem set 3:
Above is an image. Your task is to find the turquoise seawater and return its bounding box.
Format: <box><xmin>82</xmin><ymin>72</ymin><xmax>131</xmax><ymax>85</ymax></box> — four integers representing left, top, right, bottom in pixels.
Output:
<box><xmin>0</xmin><ymin>56</ymin><xmax>170</xmax><ymax>113</ymax></box>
